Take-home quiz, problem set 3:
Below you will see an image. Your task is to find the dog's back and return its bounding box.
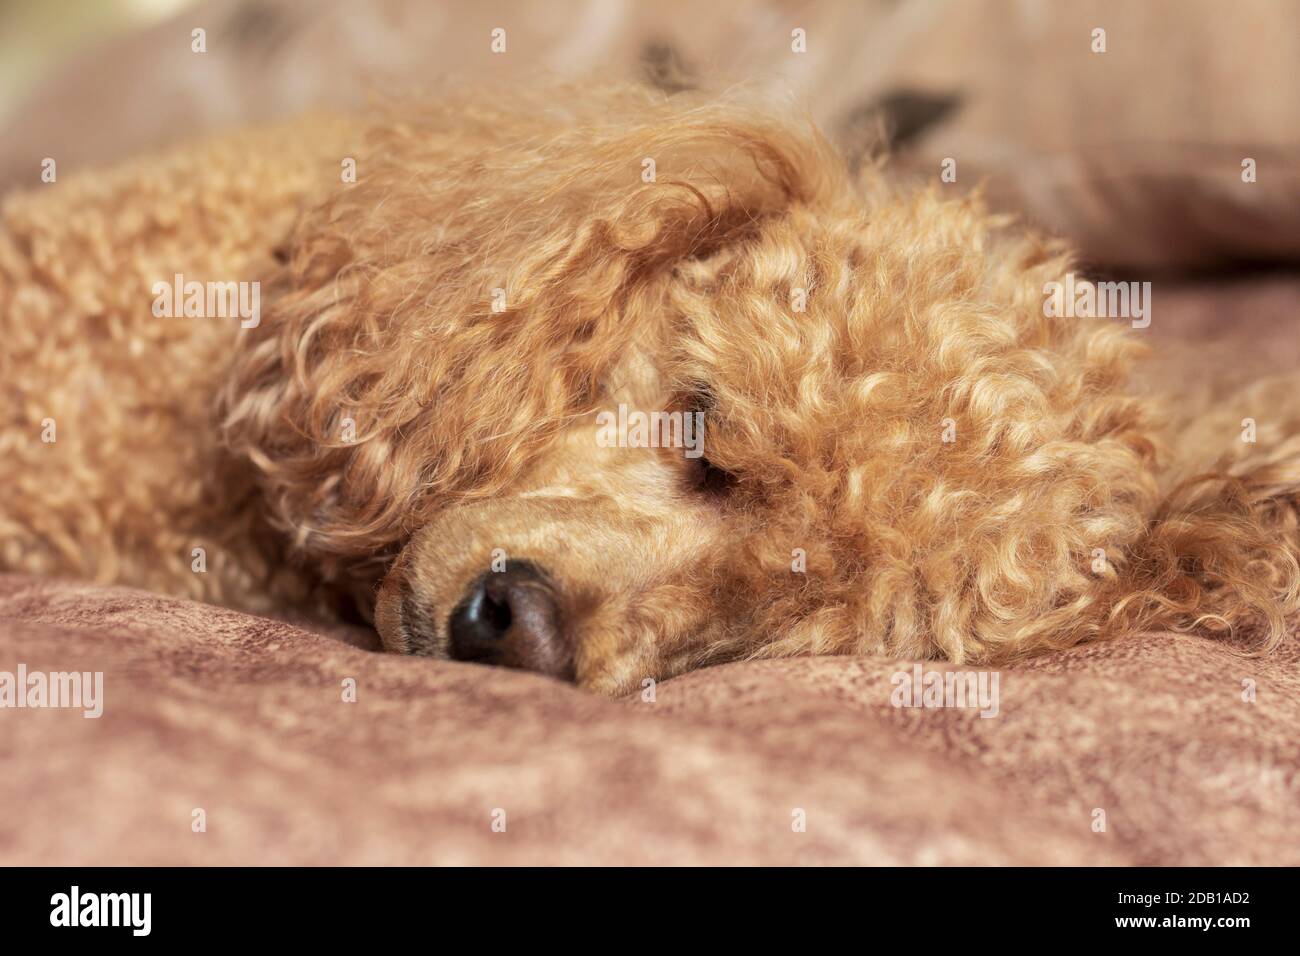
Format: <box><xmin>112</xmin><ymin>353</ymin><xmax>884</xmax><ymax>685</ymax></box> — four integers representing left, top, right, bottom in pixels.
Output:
<box><xmin>0</xmin><ymin>116</ymin><xmax>357</xmax><ymax>610</ymax></box>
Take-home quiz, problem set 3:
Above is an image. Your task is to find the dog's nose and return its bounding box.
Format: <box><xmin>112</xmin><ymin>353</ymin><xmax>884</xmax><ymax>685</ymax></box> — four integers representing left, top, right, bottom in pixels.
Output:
<box><xmin>447</xmin><ymin>561</ymin><xmax>572</xmax><ymax>679</ymax></box>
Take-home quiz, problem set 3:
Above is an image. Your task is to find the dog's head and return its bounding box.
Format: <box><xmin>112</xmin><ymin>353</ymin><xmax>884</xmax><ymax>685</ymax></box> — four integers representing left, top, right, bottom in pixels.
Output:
<box><xmin>220</xmin><ymin>86</ymin><xmax>1156</xmax><ymax>694</ymax></box>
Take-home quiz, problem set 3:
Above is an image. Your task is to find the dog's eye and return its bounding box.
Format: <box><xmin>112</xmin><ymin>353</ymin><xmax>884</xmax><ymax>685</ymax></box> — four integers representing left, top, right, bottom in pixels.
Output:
<box><xmin>678</xmin><ymin>383</ymin><xmax>732</xmax><ymax>494</ymax></box>
<box><xmin>690</xmin><ymin>454</ymin><xmax>736</xmax><ymax>496</ymax></box>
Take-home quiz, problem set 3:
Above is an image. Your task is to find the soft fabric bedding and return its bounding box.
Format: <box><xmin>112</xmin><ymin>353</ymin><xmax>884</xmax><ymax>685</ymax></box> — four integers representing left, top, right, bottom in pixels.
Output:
<box><xmin>3</xmin><ymin>573</ymin><xmax>1296</xmax><ymax>865</ymax></box>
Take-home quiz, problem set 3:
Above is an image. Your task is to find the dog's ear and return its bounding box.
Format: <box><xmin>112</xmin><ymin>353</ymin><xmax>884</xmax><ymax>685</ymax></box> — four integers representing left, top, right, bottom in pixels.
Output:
<box><xmin>218</xmin><ymin>87</ymin><xmax>839</xmax><ymax>587</ymax></box>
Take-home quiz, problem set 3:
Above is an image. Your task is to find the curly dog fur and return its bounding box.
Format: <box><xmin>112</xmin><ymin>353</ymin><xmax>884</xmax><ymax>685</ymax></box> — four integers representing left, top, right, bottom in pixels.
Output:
<box><xmin>3</xmin><ymin>85</ymin><xmax>1299</xmax><ymax>694</ymax></box>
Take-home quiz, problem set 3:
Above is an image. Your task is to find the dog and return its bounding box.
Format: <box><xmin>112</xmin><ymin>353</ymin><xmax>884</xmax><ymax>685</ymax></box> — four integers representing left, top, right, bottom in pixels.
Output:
<box><xmin>2</xmin><ymin>85</ymin><xmax>1298</xmax><ymax>694</ymax></box>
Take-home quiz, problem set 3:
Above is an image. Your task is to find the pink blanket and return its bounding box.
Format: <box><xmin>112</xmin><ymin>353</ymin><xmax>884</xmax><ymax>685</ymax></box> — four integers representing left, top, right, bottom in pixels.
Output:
<box><xmin>2</xmin><ymin>574</ymin><xmax>1295</xmax><ymax>865</ymax></box>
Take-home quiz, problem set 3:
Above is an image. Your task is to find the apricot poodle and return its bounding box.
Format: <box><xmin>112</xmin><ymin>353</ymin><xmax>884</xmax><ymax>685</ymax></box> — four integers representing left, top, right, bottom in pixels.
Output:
<box><xmin>2</xmin><ymin>85</ymin><xmax>1298</xmax><ymax>694</ymax></box>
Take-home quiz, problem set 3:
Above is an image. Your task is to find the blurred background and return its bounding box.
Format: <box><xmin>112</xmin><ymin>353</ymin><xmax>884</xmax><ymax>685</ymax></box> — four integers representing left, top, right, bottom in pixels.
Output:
<box><xmin>0</xmin><ymin>0</ymin><xmax>190</xmax><ymax>121</ymax></box>
<box><xmin>1</xmin><ymin>0</ymin><xmax>1298</xmax><ymax>274</ymax></box>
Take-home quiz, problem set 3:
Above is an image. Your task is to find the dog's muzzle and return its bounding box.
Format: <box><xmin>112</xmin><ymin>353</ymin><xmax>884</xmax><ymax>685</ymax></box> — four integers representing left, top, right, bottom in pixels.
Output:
<box><xmin>375</xmin><ymin>559</ymin><xmax>574</xmax><ymax>681</ymax></box>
